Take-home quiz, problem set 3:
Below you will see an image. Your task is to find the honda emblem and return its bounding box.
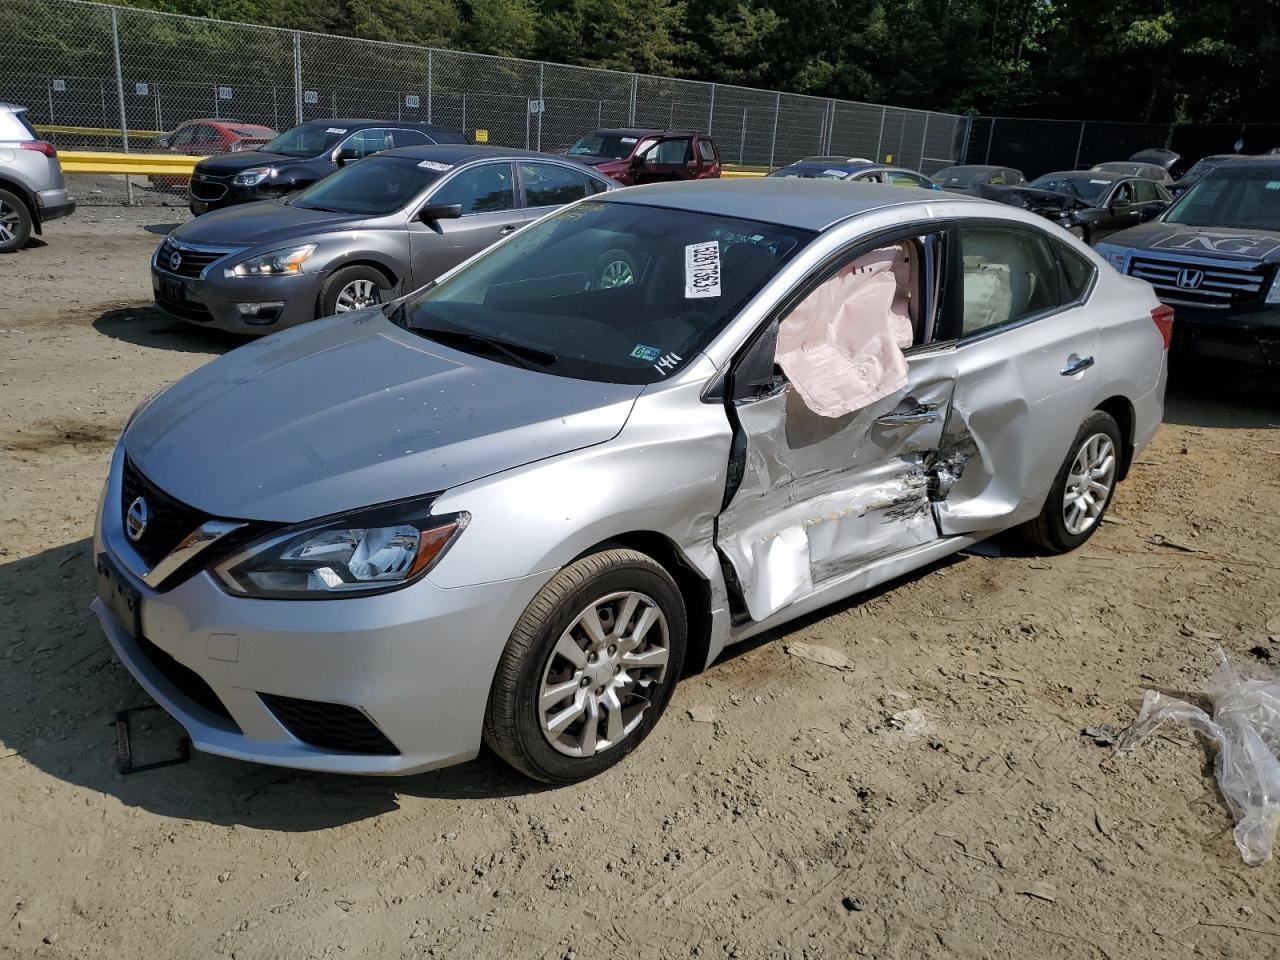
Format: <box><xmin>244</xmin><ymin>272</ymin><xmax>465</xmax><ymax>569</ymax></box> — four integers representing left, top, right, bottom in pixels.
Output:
<box><xmin>1175</xmin><ymin>268</ymin><xmax>1204</xmax><ymax>290</ymax></box>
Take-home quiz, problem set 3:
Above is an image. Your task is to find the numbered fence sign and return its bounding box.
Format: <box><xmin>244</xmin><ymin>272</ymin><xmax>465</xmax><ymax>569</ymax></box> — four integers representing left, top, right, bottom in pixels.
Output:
<box><xmin>134</xmin><ymin>83</ymin><xmax>148</xmax><ymax>96</ymax></box>
<box><xmin>51</xmin><ymin>79</ymin><xmax>66</xmax><ymax>92</ymax></box>
<box><xmin>218</xmin><ymin>86</ymin><xmax>232</xmax><ymax>100</ymax></box>
<box><xmin>405</xmin><ymin>94</ymin><xmax>420</xmax><ymax>108</ymax></box>
<box><xmin>304</xmin><ymin>90</ymin><xmax>319</xmax><ymax>105</ymax></box>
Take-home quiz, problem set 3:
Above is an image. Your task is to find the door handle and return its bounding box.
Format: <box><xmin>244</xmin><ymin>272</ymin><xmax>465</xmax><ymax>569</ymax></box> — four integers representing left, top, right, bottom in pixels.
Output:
<box><xmin>876</xmin><ymin>403</ymin><xmax>939</xmax><ymax>426</ymax></box>
<box><xmin>498</xmin><ymin>224</ymin><xmax>520</xmax><ymax>235</ymax></box>
<box><xmin>1060</xmin><ymin>354</ymin><xmax>1095</xmax><ymax>376</ymax></box>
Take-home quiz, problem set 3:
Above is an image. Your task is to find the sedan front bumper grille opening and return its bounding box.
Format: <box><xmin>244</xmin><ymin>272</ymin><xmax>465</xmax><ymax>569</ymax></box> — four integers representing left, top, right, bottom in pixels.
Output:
<box><xmin>258</xmin><ymin>693</ymin><xmax>400</xmax><ymax>756</ymax></box>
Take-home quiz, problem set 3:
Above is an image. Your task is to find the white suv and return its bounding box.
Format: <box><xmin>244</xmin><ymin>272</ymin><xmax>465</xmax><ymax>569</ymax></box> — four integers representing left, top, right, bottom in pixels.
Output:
<box><xmin>0</xmin><ymin>101</ymin><xmax>75</xmax><ymax>252</ymax></box>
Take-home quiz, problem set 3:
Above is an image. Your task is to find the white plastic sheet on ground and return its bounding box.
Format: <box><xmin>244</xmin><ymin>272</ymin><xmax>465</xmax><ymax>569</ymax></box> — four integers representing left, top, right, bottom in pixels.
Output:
<box><xmin>1116</xmin><ymin>647</ymin><xmax>1280</xmax><ymax>866</ymax></box>
<box><xmin>776</xmin><ymin>245</ymin><xmax>914</xmax><ymax>418</ymax></box>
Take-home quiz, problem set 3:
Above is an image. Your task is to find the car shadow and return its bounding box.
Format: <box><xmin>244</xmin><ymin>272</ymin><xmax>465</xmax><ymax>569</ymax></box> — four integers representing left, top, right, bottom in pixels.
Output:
<box><xmin>92</xmin><ymin>304</ymin><xmax>241</xmax><ymax>355</ymax></box>
<box><xmin>1164</xmin><ymin>363</ymin><xmax>1280</xmax><ymax>428</ymax></box>
<box><xmin>0</xmin><ymin>540</ymin><xmax>551</xmax><ymax>833</ymax></box>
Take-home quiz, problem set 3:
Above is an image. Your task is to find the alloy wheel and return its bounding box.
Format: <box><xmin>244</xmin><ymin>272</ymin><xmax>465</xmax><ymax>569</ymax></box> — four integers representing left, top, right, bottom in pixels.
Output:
<box><xmin>538</xmin><ymin>590</ymin><xmax>670</xmax><ymax>758</ymax></box>
<box><xmin>0</xmin><ymin>200</ymin><xmax>19</xmax><ymax>244</ymax></box>
<box><xmin>335</xmin><ymin>278</ymin><xmax>379</xmax><ymax>311</ymax></box>
<box><xmin>1062</xmin><ymin>432</ymin><xmax>1115</xmax><ymax>535</ymax></box>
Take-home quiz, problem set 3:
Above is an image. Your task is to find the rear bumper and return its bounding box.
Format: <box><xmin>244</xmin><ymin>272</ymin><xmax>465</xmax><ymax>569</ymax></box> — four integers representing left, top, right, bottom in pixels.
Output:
<box><xmin>36</xmin><ymin>187</ymin><xmax>75</xmax><ymax>222</ymax></box>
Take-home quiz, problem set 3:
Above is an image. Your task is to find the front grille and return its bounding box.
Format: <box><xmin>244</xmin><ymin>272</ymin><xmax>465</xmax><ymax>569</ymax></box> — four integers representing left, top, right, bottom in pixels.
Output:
<box><xmin>136</xmin><ymin>634</ymin><xmax>238</xmax><ymax>728</ymax></box>
<box><xmin>1129</xmin><ymin>255</ymin><xmax>1267</xmax><ymax>309</ymax></box>
<box><xmin>189</xmin><ymin>176</ymin><xmax>229</xmax><ymax>201</ymax></box>
<box><xmin>155</xmin><ymin>293</ymin><xmax>214</xmax><ymax>323</ymax></box>
<box><xmin>259</xmin><ymin>693</ymin><xmax>400</xmax><ymax>755</ymax></box>
<box><xmin>120</xmin><ymin>457</ymin><xmax>212</xmax><ymax>568</ymax></box>
<box><xmin>159</xmin><ymin>240</ymin><xmax>227</xmax><ymax>279</ymax></box>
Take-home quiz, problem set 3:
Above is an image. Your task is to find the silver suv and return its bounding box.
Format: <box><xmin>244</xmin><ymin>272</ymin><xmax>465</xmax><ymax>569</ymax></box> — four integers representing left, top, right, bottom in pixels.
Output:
<box><xmin>0</xmin><ymin>101</ymin><xmax>75</xmax><ymax>252</ymax></box>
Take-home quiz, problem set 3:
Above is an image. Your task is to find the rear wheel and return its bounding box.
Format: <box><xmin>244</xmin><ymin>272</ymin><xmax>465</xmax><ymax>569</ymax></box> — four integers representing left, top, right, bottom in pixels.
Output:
<box><xmin>0</xmin><ymin>189</ymin><xmax>32</xmax><ymax>253</ymax></box>
<box><xmin>483</xmin><ymin>548</ymin><xmax>686</xmax><ymax>783</ymax></box>
<box><xmin>1021</xmin><ymin>411</ymin><xmax>1121</xmax><ymax>553</ymax></box>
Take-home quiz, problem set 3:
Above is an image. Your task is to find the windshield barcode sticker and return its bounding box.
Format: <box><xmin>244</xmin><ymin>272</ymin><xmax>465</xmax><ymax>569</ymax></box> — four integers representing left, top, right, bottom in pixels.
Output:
<box><xmin>685</xmin><ymin>241</ymin><xmax>721</xmax><ymax>298</ymax></box>
<box><xmin>417</xmin><ymin>160</ymin><xmax>453</xmax><ymax>171</ymax></box>
<box><xmin>326</xmin><ymin>127</ymin><xmax>348</xmax><ymax>134</ymax></box>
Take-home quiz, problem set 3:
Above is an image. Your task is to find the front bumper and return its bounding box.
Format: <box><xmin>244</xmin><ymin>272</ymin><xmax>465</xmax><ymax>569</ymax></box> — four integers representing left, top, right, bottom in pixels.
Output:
<box><xmin>187</xmin><ymin>181</ymin><xmax>279</xmax><ymax>215</ymax></box>
<box><xmin>151</xmin><ymin>263</ymin><xmax>321</xmax><ymax>334</ymax></box>
<box><xmin>1170</xmin><ymin>303</ymin><xmax>1280</xmax><ymax>368</ymax></box>
<box><xmin>37</xmin><ymin>187</ymin><xmax>75</xmax><ymax>222</ymax></box>
<box><xmin>93</xmin><ymin>444</ymin><xmax>549</xmax><ymax>774</ymax></box>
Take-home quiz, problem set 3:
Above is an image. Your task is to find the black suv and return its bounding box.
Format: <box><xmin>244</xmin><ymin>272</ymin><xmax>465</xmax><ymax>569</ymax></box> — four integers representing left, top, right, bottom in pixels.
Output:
<box><xmin>1095</xmin><ymin>157</ymin><xmax>1280</xmax><ymax>368</ymax></box>
<box><xmin>187</xmin><ymin>119</ymin><xmax>468</xmax><ymax>215</ymax></box>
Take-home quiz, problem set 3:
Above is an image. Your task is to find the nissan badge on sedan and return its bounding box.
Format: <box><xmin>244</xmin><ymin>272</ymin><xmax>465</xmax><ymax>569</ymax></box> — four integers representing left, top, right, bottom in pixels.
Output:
<box><xmin>95</xmin><ymin>179</ymin><xmax>1167</xmax><ymax>784</ymax></box>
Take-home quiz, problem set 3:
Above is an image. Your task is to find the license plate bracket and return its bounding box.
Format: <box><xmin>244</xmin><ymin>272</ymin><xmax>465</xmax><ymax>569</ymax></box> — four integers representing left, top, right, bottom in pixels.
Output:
<box><xmin>159</xmin><ymin>277</ymin><xmax>184</xmax><ymax>302</ymax></box>
<box><xmin>97</xmin><ymin>552</ymin><xmax>142</xmax><ymax>641</ymax></box>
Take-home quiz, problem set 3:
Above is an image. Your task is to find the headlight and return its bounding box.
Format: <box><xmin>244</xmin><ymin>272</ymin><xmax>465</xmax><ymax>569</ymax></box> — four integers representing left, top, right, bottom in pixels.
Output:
<box><xmin>232</xmin><ymin>166</ymin><xmax>273</xmax><ymax>186</ymax></box>
<box><xmin>226</xmin><ymin>244</ymin><xmax>316</xmax><ymax>277</ymax></box>
<box><xmin>1095</xmin><ymin>245</ymin><xmax>1128</xmax><ymax>272</ymax></box>
<box><xmin>214</xmin><ymin>501</ymin><xmax>468</xmax><ymax>598</ymax></box>
<box><xmin>1267</xmin><ymin>268</ymin><xmax>1280</xmax><ymax>305</ymax></box>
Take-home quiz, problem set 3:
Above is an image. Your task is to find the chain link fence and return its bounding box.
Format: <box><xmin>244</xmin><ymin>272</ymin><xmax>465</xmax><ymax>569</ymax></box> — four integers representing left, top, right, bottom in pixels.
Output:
<box><xmin>0</xmin><ymin>0</ymin><xmax>969</xmax><ymax>205</ymax></box>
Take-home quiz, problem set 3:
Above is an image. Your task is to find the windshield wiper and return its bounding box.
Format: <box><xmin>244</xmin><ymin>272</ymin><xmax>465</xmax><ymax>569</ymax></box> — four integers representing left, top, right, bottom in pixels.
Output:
<box><xmin>413</xmin><ymin>326</ymin><xmax>558</xmax><ymax>370</ymax></box>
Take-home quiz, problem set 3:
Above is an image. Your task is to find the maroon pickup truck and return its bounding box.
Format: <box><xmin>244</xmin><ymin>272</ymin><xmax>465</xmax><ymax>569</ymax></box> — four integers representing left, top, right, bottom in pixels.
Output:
<box><xmin>565</xmin><ymin>129</ymin><xmax>721</xmax><ymax>185</ymax></box>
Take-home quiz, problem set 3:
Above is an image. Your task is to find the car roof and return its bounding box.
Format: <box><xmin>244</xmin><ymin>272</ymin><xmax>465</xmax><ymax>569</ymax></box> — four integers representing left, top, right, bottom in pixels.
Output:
<box><xmin>937</xmin><ymin>164</ymin><xmax>1012</xmax><ymax>173</ymax></box>
<box><xmin>1040</xmin><ymin>169</ymin><xmax>1127</xmax><ymax>181</ymax></box>
<box><xmin>0</xmin><ymin>101</ymin><xmax>24</xmax><ymax>113</ymax></box>
<box><xmin>599</xmin><ymin>177</ymin><xmax>967</xmax><ymax>230</ymax></box>
<box><xmin>590</xmin><ymin>128</ymin><xmax>703</xmax><ymax>138</ymax></box>
<box><xmin>379</xmin><ymin>144</ymin><xmax>598</xmax><ymax>164</ymax></box>
<box><xmin>298</xmin><ymin>118</ymin><xmax>450</xmax><ymax>130</ymax></box>
<box><xmin>776</xmin><ymin>160</ymin><xmax>895</xmax><ymax>174</ymax></box>
<box><xmin>1202</xmin><ymin>156</ymin><xmax>1280</xmax><ymax>172</ymax></box>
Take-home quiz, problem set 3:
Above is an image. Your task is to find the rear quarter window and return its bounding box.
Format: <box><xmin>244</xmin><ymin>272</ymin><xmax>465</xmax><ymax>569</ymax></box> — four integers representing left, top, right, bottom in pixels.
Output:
<box><xmin>1055</xmin><ymin>242</ymin><xmax>1096</xmax><ymax>301</ymax></box>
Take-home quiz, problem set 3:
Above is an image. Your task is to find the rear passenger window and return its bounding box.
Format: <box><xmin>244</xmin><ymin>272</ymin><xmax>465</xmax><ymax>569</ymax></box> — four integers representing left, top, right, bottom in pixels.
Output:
<box><xmin>391</xmin><ymin>129</ymin><xmax>432</xmax><ymax>148</ymax></box>
<box><xmin>1055</xmin><ymin>243</ymin><xmax>1096</xmax><ymax>301</ymax></box>
<box><xmin>957</xmin><ymin>226</ymin><xmax>1064</xmax><ymax>337</ymax></box>
<box><xmin>520</xmin><ymin>163</ymin><xmax>588</xmax><ymax>207</ymax></box>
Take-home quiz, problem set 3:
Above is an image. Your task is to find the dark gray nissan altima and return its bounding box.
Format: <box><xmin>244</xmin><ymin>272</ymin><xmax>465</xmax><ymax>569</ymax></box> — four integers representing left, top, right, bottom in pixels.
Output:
<box><xmin>151</xmin><ymin>144</ymin><xmax>616</xmax><ymax>334</ymax></box>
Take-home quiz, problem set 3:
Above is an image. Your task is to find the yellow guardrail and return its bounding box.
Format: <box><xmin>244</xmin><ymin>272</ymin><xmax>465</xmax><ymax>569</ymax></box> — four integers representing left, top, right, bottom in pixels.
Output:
<box><xmin>56</xmin><ymin>150</ymin><xmax>772</xmax><ymax>178</ymax></box>
<box><xmin>58</xmin><ymin>150</ymin><xmax>203</xmax><ymax>175</ymax></box>
<box><xmin>36</xmin><ymin>124</ymin><xmax>165</xmax><ymax>138</ymax></box>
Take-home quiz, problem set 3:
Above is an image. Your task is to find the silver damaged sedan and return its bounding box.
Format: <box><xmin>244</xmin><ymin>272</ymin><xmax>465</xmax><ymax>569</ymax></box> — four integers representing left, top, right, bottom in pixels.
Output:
<box><xmin>93</xmin><ymin>179</ymin><xmax>1168</xmax><ymax>783</ymax></box>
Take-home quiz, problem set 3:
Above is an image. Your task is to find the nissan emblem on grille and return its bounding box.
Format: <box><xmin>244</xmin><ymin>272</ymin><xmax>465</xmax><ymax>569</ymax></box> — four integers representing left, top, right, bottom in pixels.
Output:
<box><xmin>126</xmin><ymin>497</ymin><xmax>149</xmax><ymax>542</ymax></box>
<box><xmin>169</xmin><ymin>250</ymin><xmax>183</xmax><ymax>271</ymax></box>
<box><xmin>1176</xmin><ymin>268</ymin><xmax>1205</xmax><ymax>290</ymax></box>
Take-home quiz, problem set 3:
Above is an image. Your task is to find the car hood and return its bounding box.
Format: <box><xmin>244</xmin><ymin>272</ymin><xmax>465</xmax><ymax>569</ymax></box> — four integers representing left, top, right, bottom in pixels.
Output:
<box><xmin>1104</xmin><ymin>221</ymin><xmax>1280</xmax><ymax>263</ymax></box>
<box><xmin>194</xmin><ymin>150</ymin><xmax>311</xmax><ymax>175</ymax></box>
<box><xmin>169</xmin><ymin>199</ymin><xmax>366</xmax><ymax>247</ymax></box>
<box><xmin>982</xmin><ymin>184</ymin><xmax>1088</xmax><ymax>210</ymax></box>
<box><xmin>124</xmin><ymin>313</ymin><xmax>643</xmax><ymax>522</ymax></box>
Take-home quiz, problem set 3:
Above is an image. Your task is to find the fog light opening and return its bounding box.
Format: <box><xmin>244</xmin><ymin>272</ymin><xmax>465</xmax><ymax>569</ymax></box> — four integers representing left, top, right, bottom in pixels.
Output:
<box><xmin>236</xmin><ymin>301</ymin><xmax>285</xmax><ymax>325</ymax></box>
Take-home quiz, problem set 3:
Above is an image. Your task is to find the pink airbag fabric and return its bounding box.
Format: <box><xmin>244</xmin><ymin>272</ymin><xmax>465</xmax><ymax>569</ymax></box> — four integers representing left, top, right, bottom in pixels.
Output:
<box><xmin>776</xmin><ymin>247</ymin><xmax>912</xmax><ymax>418</ymax></box>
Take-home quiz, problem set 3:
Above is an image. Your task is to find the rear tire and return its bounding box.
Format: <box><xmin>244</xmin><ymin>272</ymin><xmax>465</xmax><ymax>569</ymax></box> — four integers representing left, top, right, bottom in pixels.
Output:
<box><xmin>0</xmin><ymin>189</ymin><xmax>33</xmax><ymax>253</ymax></box>
<box><xmin>483</xmin><ymin>548</ymin><xmax>686</xmax><ymax>783</ymax></box>
<box><xmin>1021</xmin><ymin>411</ymin><xmax>1121</xmax><ymax>553</ymax></box>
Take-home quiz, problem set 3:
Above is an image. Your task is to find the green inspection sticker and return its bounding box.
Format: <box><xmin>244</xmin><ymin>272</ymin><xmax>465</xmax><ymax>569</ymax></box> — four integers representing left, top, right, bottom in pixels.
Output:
<box><xmin>630</xmin><ymin>344</ymin><xmax>661</xmax><ymax>362</ymax></box>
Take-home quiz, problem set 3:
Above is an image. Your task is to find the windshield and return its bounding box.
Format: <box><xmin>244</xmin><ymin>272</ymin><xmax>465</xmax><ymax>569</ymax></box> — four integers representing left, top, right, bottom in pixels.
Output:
<box><xmin>933</xmin><ymin>167</ymin><xmax>984</xmax><ymax>188</ymax></box>
<box><xmin>768</xmin><ymin>165</ymin><xmax>850</xmax><ymax>180</ymax></box>
<box><xmin>567</xmin><ymin>133</ymin><xmax>643</xmax><ymax>159</ymax></box>
<box><xmin>1164</xmin><ymin>166</ymin><xmax>1280</xmax><ymax>229</ymax></box>
<box><xmin>260</xmin><ymin>123</ymin><xmax>348</xmax><ymax>158</ymax></box>
<box><xmin>1183</xmin><ymin>157</ymin><xmax>1228</xmax><ymax>180</ymax></box>
<box><xmin>1029</xmin><ymin>174</ymin><xmax>1113</xmax><ymax>204</ymax></box>
<box><xmin>400</xmin><ymin>201</ymin><xmax>814</xmax><ymax>384</ymax></box>
<box><xmin>291</xmin><ymin>155</ymin><xmax>443</xmax><ymax>215</ymax></box>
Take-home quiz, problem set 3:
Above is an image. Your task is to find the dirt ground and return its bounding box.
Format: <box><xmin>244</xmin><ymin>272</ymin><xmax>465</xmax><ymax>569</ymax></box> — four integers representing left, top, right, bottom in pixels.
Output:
<box><xmin>2</xmin><ymin>211</ymin><xmax>1280</xmax><ymax>960</ymax></box>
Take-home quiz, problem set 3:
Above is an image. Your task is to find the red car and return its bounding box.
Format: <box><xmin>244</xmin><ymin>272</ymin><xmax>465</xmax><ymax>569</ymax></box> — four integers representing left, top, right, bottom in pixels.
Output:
<box><xmin>566</xmin><ymin>128</ymin><xmax>721</xmax><ymax>185</ymax></box>
<box><xmin>150</xmin><ymin>119</ymin><xmax>277</xmax><ymax>189</ymax></box>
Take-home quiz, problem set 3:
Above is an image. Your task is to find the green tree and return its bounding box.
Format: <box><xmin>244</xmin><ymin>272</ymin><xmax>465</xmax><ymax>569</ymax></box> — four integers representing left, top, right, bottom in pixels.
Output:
<box><xmin>342</xmin><ymin>0</ymin><xmax>463</xmax><ymax>47</ymax></box>
<box><xmin>537</xmin><ymin>0</ymin><xmax>689</xmax><ymax>76</ymax></box>
<box><xmin>465</xmin><ymin>0</ymin><xmax>538</xmax><ymax>58</ymax></box>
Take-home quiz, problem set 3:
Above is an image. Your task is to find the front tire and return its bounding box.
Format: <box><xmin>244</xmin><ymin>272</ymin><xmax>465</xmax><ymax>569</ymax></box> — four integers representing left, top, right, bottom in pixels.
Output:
<box><xmin>0</xmin><ymin>189</ymin><xmax>33</xmax><ymax>253</ymax></box>
<box><xmin>483</xmin><ymin>548</ymin><xmax>686</xmax><ymax>783</ymax></box>
<box><xmin>1021</xmin><ymin>411</ymin><xmax>1121</xmax><ymax>553</ymax></box>
<box><xmin>318</xmin><ymin>264</ymin><xmax>388</xmax><ymax>318</ymax></box>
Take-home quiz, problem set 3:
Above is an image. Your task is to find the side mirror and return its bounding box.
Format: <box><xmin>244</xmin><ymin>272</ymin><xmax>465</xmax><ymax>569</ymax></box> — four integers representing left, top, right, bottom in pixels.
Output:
<box><xmin>334</xmin><ymin>146</ymin><xmax>360</xmax><ymax>165</ymax></box>
<box><xmin>418</xmin><ymin>202</ymin><xmax>463</xmax><ymax>222</ymax></box>
<box><xmin>156</xmin><ymin>135</ymin><xmax>171</xmax><ymax>149</ymax></box>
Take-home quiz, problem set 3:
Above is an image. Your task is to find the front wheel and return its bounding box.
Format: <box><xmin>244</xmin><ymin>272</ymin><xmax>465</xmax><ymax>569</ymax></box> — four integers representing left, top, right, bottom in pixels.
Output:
<box><xmin>483</xmin><ymin>548</ymin><xmax>686</xmax><ymax>783</ymax></box>
<box><xmin>318</xmin><ymin>264</ymin><xmax>388</xmax><ymax>318</ymax></box>
<box><xmin>1021</xmin><ymin>411</ymin><xmax>1121</xmax><ymax>553</ymax></box>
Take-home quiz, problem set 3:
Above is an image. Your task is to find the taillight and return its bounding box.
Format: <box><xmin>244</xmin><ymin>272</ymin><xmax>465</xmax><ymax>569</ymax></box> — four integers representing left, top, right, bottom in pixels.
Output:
<box><xmin>20</xmin><ymin>140</ymin><xmax>57</xmax><ymax>158</ymax></box>
<box><xmin>1151</xmin><ymin>304</ymin><xmax>1174</xmax><ymax>349</ymax></box>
